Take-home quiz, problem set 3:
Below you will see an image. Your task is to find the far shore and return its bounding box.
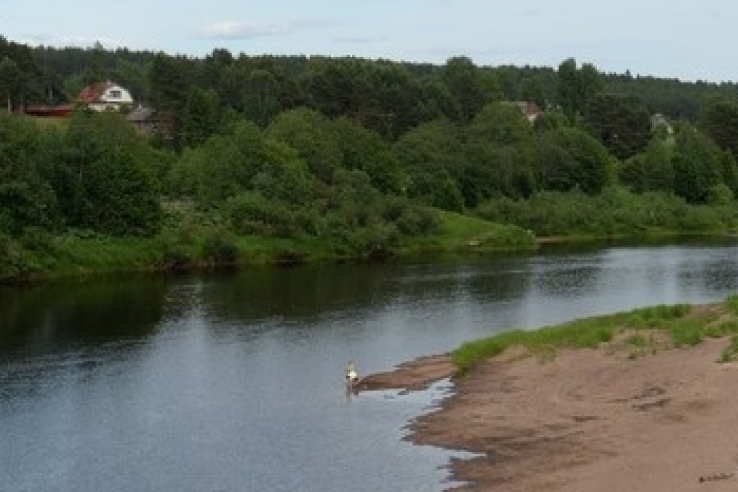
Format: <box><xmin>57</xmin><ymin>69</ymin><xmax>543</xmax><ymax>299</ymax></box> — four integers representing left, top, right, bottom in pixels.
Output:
<box><xmin>359</xmin><ymin>303</ymin><xmax>738</xmax><ymax>491</ymax></box>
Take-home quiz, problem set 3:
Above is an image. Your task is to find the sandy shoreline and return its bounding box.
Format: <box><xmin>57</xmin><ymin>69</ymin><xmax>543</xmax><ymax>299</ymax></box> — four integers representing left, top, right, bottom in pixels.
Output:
<box><xmin>360</xmin><ymin>336</ymin><xmax>738</xmax><ymax>491</ymax></box>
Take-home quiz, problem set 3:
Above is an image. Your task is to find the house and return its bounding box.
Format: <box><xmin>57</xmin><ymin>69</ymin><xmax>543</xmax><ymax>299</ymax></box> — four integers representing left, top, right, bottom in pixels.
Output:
<box><xmin>515</xmin><ymin>101</ymin><xmax>541</xmax><ymax>123</ymax></box>
<box><xmin>126</xmin><ymin>106</ymin><xmax>157</xmax><ymax>136</ymax></box>
<box><xmin>78</xmin><ymin>81</ymin><xmax>134</xmax><ymax>112</ymax></box>
<box><xmin>650</xmin><ymin>113</ymin><xmax>673</xmax><ymax>134</ymax></box>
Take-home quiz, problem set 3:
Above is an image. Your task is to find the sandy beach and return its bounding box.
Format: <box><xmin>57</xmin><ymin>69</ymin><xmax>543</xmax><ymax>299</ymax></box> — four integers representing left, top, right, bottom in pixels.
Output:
<box><xmin>359</xmin><ymin>326</ymin><xmax>738</xmax><ymax>491</ymax></box>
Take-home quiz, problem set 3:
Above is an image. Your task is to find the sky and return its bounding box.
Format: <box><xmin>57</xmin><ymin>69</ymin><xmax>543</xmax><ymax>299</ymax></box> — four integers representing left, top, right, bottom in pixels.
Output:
<box><xmin>1</xmin><ymin>0</ymin><xmax>735</xmax><ymax>83</ymax></box>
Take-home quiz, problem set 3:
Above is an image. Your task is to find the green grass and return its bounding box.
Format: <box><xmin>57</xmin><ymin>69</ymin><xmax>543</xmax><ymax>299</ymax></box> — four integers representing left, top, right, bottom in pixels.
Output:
<box><xmin>451</xmin><ymin>303</ymin><xmax>707</xmax><ymax>373</ymax></box>
<box><xmin>401</xmin><ymin>211</ymin><xmax>537</xmax><ymax>254</ymax></box>
<box><xmin>719</xmin><ymin>336</ymin><xmax>738</xmax><ymax>363</ymax></box>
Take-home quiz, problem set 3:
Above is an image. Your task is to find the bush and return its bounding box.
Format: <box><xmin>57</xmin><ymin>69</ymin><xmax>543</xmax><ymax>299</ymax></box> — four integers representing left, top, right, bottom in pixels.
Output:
<box><xmin>201</xmin><ymin>228</ymin><xmax>239</xmax><ymax>264</ymax></box>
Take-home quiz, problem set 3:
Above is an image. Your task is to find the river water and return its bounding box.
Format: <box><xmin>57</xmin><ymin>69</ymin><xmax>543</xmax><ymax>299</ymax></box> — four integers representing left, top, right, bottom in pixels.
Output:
<box><xmin>1</xmin><ymin>241</ymin><xmax>738</xmax><ymax>492</ymax></box>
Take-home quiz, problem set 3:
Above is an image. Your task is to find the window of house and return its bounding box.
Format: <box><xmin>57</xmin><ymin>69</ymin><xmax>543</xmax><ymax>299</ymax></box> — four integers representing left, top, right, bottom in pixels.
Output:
<box><xmin>109</xmin><ymin>90</ymin><xmax>122</xmax><ymax>99</ymax></box>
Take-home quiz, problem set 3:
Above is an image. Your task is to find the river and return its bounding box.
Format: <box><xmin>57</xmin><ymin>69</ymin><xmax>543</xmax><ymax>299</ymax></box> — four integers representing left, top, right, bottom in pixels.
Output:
<box><xmin>1</xmin><ymin>241</ymin><xmax>738</xmax><ymax>492</ymax></box>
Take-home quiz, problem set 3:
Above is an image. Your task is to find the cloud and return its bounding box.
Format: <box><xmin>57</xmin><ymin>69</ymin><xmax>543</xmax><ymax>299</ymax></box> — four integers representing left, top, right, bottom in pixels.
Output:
<box><xmin>332</xmin><ymin>35</ymin><xmax>386</xmax><ymax>45</ymax></box>
<box><xmin>198</xmin><ymin>19</ymin><xmax>333</xmax><ymax>40</ymax></box>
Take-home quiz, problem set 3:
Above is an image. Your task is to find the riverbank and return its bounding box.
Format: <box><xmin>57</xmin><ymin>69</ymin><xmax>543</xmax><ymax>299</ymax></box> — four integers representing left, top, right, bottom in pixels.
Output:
<box><xmin>0</xmin><ymin>211</ymin><xmax>537</xmax><ymax>284</ymax></box>
<box><xmin>360</xmin><ymin>302</ymin><xmax>738</xmax><ymax>491</ymax></box>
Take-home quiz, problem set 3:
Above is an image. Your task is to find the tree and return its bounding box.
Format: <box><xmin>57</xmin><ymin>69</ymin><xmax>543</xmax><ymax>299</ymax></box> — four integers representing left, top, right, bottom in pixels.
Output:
<box><xmin>332</xmin><ymin>116</ymin><xmax>406</xmax><ymax>194</ymax></box>
<box><xmin>0</xmin><ymin>112</ymin><xmax>59</xmax><ymax>234</ymax></box>
<box><xmin>442</xmin><ymin>56</ymin><xmax>487</xmax><ymax>124</ymax></box>
<box><xmin>266</xmin><ymin>107</ymin><xmax>343</xmax><ymax>184</ymax></box>
<box><xmin>182</xmin><ymin>87</ymin><xmax>221</xmax><ymax>148</ymax></box>
<box><xmin>558</xmin><ymin>58</ymin><xmax>602</xmax><ymax>120</ymax></box>
<box><xmin>416</xmin><ymin>76</ymin><xmax>461</xmax><ymax>122</ymax></box>
<box><xmin>148</xmin><ymin>53</ymin><xmax>191</xmax><ymax>149</ymax></box>
<box><xmin>58</xmin><ymin>112</ymin><xmax>162</xmax><ymax>235</ymax></box>
<box><xmin>671</xmin><ymin>125</ymin><xmax>724</xmax><ymax>204</ymax></box>
<box><xmin>462</xmin><ymin>102</ymin><xmax>536</xmax><ymax>204</ymax></box>
<box><xmin>467</xmin><ymin>101</ymin><xmax>532</xmax><ymax>147</ymax></box>
<box><xmin>394</xmin><ymin>120</ymin><xmax>465</xmax><ymax>211</ymax></box>
<box><xmin>242</xmin><ymin>69</ymin><xmax>282</xmax><ymax>127</ymax></box>
<box><xmin>585</xmin><ymin>92</ymin><xmax>652</xmax><ymax>160</ymax></box>
<box><xmin>701</xmin><ymin>96</ymin><xmax>738</xmax><ymax>159</ymax></box>
<box><xmin>535</xmin><ymin>127</ymin><xmax>613</xmax><ymax>194</ymax></box>
<box><xmin>0</xmin><ymin>56</ymin><xmax>22</xmax><ymax>111</ymax></box>
<box><xmin>641</xmin><ymin>139</ymin><xmax>675</xmax><ymax>192</ymax></box>
<box><xmin>175</xmin><ymin>119</ymin><xmax>317</xmax><ymax>207</ymax></box>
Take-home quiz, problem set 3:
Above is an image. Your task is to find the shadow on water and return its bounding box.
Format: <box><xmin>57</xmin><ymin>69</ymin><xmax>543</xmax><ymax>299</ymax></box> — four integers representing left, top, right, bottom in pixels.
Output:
<box><xmin>0</xmin><ymin>277</ymin><xmax>168</xmax><ymax>361</ymax></box>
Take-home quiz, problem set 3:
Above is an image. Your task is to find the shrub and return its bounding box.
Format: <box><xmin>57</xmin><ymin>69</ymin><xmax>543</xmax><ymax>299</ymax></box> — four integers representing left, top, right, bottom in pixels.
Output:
<box><xmin>201</xmin><ymin>228</ymin><xmax>239</xmax><ymax>264</ymax></box>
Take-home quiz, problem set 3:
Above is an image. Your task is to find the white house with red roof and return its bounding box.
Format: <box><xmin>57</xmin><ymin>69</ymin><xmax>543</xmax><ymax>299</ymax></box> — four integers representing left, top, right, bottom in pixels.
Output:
<box><xmin>78</xmin><ymin>81</ymin><xmax>133</xmax><ymax>112</ymax></box>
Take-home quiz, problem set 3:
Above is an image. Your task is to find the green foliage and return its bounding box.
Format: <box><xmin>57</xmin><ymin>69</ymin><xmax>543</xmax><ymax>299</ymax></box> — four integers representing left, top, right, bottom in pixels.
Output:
<box><xmin>701</xmin><ymin>96</ymin><xmax>738</xmax><ymax>159</ymax></box>
<box><xmin>476</xmin><ymin>187</ymin><xmax>734</xmax><ymax>237</ymax></box>
<box><xmin>0</xmin><ymin>112</ymin><xmax>61</xmax><ymax>234</ymax></box>
<box><xmin>719</xmin><ymin>336</ymin><xmax>738</xmax><ymax>363</ymax></box>
<box><xmin>442</xmin><ymin>56</ymin><xmax>489</xmax><ymax>123</ymax></box>
<box><xmin>668</xmin><ymin>319</ymin><xmax>706</xmax><ymax>347</ymax></box>
<box><xmin>182</xmin><ymin>86</ymin><xmax>221</xmax><ymax>148</ymax></box>
<box><xmin>534</xmin><ymin>127</ymin><xmax>613</xmax><ymax>194</ymax></box>
<box><xmin>148</xmin><ymin>52</ymin><xmax>191</xmax><ymax>148</ymax></box>
<box><xmin>333</xmin><ymin>116</ymin><xmax>406</xmax><ymax>194</ymax></box>
<box><xmin>3</xmin><ymin>43</ymin><xmax>738</xmax><ymax>280</ymax></box>
<box><xmin>723</xmin><ymin>295</ymin><xmax>738</xmax><ymax>315</ymax></box>
<box><xmin>242</xmin><ymin>69</ymin><xmax>282</xmax><ymax>128</ymax></box>
<box><xmin>201</xmin><ymin>227</ymin><xmax>239</xmax><ymax>264</ymax></box>
<box><xmin>620</xmin><ymin>139</ymin><xmax>675</xmax><ymax>192</ymax></box>
<box><xmin>672</xmin><ymin>125</ymin><xmax>725</xmax><ymax>204</ymax></box>
<box><xmin>0</xmin><ymin>56</ymin><xmax>22</xmax><ymax>110</ymax></box>
<box><xmin>451</xmin><ymin>303</ymin><xmax>694</xmax><ymax>372</ymax></box>
<box><xmin>557</xmin><ymin>58</ymin><xmax>602</xmax><ymax>119</ymax></box>
<box><xmin>452</xmin><ymin>330</ymin><xmax>527</xmax><ymax>373</ymax></box>
<box><xmin>225</xmin><ymin>192</ymin><xmax>317</xmax><ymax>238</ymax></box>
<box><xmin>419</xmin><ymin>211</ymin><xmax>534</xmax><ymax>251</ymax></box>
<box><xmin>466</xmin><ymin>101</ymin><xmax>532</xmax><ymax>146</ymax></box>
<box><xmin>585</xmin><ymin>92</ymin><xmax>652</xmax><ymax>159</ymax></box>
<box><xmin>174</xmin><ymin>119</ymin><xmax>318</xmax><ymax>207</ymax></box>
<box><xmin>394</xmin><ymin>119</ymin><xmax>466</xmax><ymax>211</ymax></box>
<box><xmin>267</xmin><ymin>107</ymin><xmax>343</xmax><ymax>183</ymax></box>
<box><xmin>58</xmin><ymin>111</ymin><xmax>162</xmax><ymax>236</ymax></box>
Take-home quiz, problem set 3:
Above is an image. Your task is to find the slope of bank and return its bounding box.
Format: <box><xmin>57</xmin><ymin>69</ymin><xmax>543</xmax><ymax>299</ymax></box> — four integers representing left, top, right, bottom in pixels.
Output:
<box><xmin>360</xmin><ymin>298</ymin><xmax>738</xmax><ymax>491</ymax></box>
<box><xmin>0</xmin><ymin>212</ymin><xmax>536</xmax><ymax>283</ymax></box>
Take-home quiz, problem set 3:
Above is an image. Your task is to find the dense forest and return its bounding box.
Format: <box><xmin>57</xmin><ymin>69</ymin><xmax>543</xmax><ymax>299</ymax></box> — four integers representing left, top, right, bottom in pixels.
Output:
<box><xmin>2</xmin><ymin>34</ymin><xmax>738</xmax><ymax>280</ymax></box>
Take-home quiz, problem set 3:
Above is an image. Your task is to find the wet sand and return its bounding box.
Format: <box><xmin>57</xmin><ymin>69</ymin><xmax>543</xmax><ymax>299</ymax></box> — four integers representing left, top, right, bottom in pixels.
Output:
<box><xmin>360</xmin><ymin>325</ymin><xmax>738</xmax><ymax>490</ymax></box>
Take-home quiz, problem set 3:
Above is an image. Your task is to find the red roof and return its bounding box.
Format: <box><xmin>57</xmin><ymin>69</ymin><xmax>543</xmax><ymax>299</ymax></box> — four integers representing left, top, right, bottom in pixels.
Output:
<box><xmin>77</xmin><ymin>82</ymin><xmax>115</xmax><ymax>103</ymax></box>
<box><xmin>24</xmin><ymin>104</ymin><xmax>75</xmax><ymax>117</ymax></box>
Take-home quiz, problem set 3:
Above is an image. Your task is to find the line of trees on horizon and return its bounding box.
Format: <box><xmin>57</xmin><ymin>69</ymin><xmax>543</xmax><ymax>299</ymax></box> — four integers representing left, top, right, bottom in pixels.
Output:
<box><xmin>2</xmin><ymin>34</ymin><xmax>738</xmax><ymax>278</ymax></box>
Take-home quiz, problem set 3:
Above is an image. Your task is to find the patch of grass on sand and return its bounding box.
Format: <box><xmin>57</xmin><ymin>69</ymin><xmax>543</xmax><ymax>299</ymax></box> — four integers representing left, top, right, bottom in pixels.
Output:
<box><xmin>451</xmin><ymin>299</ymin><xmax>738</xmax><ymax>373</ymax></box>
<box><xmin>718</xmin><ymin>336</ymin><xmax>738</xmax><ymax>363</ymax></box>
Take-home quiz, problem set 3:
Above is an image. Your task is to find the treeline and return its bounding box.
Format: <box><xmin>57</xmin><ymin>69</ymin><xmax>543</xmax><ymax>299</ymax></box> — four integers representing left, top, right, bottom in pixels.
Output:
<box><xmin>6</xmin><ymin>39</ymin><xmax>738</xmax><ymax>125</ymax></box>
<box><xmin>2</xmin><ymin>36</ymin><xmax>738</xmax><ymax>279</ymax></box>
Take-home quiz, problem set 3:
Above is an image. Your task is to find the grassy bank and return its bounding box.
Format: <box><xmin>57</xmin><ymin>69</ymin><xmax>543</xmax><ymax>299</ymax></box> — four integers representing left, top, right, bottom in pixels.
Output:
<box><xmin>451</xmin><ymin>295</ymin><xmax>738</xmax><ymax>373</ymax></box>
<box><xmin>0</xmin><ymin>212</ymin><xmax>536</xmax><ymax>283</ymax></box>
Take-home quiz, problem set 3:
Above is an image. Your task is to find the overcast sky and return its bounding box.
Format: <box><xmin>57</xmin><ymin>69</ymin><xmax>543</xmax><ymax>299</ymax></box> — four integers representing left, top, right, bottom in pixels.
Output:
<box><xmin>1</xmin><ymin>0</ymin><xmax>734</xmax><ymax>83</ymax></box>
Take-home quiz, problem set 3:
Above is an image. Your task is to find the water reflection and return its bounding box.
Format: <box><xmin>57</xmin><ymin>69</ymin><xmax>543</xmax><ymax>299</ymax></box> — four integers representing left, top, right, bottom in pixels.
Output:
<box><xmin>2</xmin><ymin>242</ymin><xmax>738</xmax><ymax>492</ymax></box>
<box><xmin>0</xmin><ymin>278</ymin><xmax>167</xmax><ymax>361</ymax></box>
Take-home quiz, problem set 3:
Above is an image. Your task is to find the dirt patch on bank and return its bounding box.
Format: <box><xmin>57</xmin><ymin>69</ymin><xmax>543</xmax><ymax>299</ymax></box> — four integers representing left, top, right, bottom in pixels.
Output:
<box><xmin>363</xmin><ymin>336</ymin><xmax>738</xmax><ymax>491</ymax></box>
<box><xmin>355</xmin><ymin>354</ymin><xmax>456</xmax><ymax>392</ymax></box>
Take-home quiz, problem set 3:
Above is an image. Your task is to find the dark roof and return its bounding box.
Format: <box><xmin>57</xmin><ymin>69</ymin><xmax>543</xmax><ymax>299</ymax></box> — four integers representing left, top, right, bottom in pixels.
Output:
<box><xmin>126</xmin><ymin>107</ymin><xmax>155</xmax><ymax>122</ymax></box>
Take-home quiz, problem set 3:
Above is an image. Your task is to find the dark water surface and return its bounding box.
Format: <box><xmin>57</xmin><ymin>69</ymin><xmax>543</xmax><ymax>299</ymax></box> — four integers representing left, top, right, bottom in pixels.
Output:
<box><xmin>2</xmin><ymin>242</ymin><xmax>738</xmax><ymax>492</ymax></box>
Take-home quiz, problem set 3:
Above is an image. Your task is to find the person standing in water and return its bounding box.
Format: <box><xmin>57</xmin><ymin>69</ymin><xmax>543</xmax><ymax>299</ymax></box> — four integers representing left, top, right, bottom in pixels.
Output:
<box><xmin>346</xmin><ymin>359</ymin><xmax>359</xmax><ymax>392</ymax></box>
